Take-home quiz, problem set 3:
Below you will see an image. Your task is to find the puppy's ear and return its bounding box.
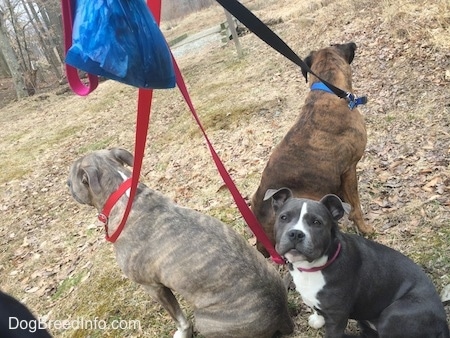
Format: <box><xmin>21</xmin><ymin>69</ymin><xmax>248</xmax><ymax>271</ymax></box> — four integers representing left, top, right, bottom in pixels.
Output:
<box><xmin>302</xmin><ymin>53</ymin><xmax>313</xmax><ymax>82</ymax></box>
<box><xmin>264</xmin><ymin>188</ymin><xmax>293</xmax><ymax>212</ymax></box>
<box><xmin>335</xmin><ymin>42</ymin><xmax>357</xmax><ymax>64</ymax></box>
<box><xmin>110</xmin><ymin>148</ymin><xmax>134</xmax><ymax>167</ymax></box>
<box><xmin>320</xmin><ymin>194</ymin><xmax>347</xmax><ymax>221</ymax></box>
<box><xmin>81</xmin><ymin>166</ymin><xmax>102</xmax><ymax>196</ymax></box>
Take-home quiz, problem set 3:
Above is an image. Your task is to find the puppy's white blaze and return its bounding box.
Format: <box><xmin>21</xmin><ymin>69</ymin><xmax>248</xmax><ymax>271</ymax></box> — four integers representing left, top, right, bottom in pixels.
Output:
<box><xmin>290</xmin><ymin>268</ymin><xmax>325</xmax><ymax>312</ymax></box>
<box><xmin>308</xmin><ymin>311</ymin><xmax>325</xmax><ymax>329</ymax></box>
<box><xmin>118</xmin><ymin>171</ymin><xmax>131</xmax><ymax>198</ymax></box>
<box><xmin>292</xmin><ymin>202</ymin><xmax>309</xmax><ymax>238</ymax></box>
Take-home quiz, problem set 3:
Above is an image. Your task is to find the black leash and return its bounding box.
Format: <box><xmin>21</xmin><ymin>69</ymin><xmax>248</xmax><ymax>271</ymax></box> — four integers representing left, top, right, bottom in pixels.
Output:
<box><xmin>215</xmin><ymin>0</ymin><xmax>367</xmax><ymax>109</ymax></box>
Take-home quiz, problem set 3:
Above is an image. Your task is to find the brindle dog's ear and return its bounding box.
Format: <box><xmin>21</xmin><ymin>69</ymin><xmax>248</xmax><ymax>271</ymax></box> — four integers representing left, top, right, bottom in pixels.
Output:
<box><xmin>320</xmin><ymin>194</ymin><xmax>347</xmax><ymax>221</ymax></box>
<box><xmin>264</xmin><ymin>187</ymin><xmax>293</xmax><ymax>212</ymax></box>
<box><xmin>334</xmin><ymin>42</ymin><xmax>357</xmax><ymax>64</ymax></box>
<box><xmin>302</xmin><ymin>54</ymin><xmax>313</xmax><ymax>83</ymax></box>
<box><xmin>110</xmin><ymin>148</ymin><xmax>134</xmax><ymax>167</ymax></box>
<box><xmin>81</xmin><ymin>166</ymin><xmax>102</xmax><ymax>196</ymax></box>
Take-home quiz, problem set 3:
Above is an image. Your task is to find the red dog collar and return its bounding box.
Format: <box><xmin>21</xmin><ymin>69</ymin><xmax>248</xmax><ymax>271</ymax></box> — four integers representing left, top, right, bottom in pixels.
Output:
<box><xmin>297</xmin><ymin>242</ymin><xmax>342</xmax><ymax>273</ymax></box>
<box><xmin>98</xmin><ymin>178</ymin><xmax>133</xmax><ymax>241</ymax></box>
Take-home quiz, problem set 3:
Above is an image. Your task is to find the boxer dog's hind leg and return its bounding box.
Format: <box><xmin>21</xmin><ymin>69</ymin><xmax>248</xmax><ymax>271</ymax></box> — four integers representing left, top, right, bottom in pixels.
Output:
<box><xmin>340</xmin><ymin>165</ymin><xmax>373</xmax><ymax>234</ymax></box>
<box><xmin>143</xmin><ymin>284</ymin><xmax>193</xmax><ymax>338</ymax></box>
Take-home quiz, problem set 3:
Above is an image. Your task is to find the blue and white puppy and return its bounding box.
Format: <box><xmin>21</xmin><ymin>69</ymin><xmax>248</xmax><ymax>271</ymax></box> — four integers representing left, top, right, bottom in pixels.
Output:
<box><xmin>265</xmin><ymin>187</ymin><xmax>449</xmax><ymax>338</ymax></box>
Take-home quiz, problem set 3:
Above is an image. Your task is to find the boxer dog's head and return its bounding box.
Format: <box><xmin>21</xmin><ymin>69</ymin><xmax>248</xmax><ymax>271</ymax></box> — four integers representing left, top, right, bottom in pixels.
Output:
<box><xmin>264</xmin><ymin>188</ymin><xmax>350</xmax><ymax>263</ymax></box>
<box><xmin>67</xmin><ymin>148</ymin><xmax>133</xmax><ymax>210</ymax></box>
<box><xmin>301</xmin><ymin>42</ymin><xmax>357</xmax><ymax>88</ymax></box>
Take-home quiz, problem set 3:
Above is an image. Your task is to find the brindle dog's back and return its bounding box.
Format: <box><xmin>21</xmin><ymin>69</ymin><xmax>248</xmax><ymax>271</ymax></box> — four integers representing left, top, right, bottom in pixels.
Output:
<box><xmin>68</xmin><ymin>148</ymin><xmax>293</xmax><ymax>338</ymax></box>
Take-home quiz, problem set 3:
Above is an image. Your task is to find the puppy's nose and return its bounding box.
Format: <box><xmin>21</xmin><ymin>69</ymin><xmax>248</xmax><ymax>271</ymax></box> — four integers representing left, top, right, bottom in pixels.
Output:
<box><xmin>288</xmin><ymin>230</ymin><xmax>305</xmax><ymax>243</ymax></box>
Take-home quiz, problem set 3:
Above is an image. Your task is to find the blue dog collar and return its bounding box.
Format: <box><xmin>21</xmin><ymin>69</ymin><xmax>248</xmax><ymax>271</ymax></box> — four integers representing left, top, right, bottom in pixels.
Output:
<box><xmin>310</xmin><ymin>82</ymin><xmax>334</xmax><ymax>94</ymax></box>
<box><xmin>311</xmin><ymin>82</ymin><xmax>368</xmax><ymax>110</ymax></box>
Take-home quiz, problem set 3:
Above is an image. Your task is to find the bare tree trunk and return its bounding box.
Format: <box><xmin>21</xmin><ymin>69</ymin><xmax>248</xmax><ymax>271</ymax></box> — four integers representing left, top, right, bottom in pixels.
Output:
<box><xmin>0</xmin><ymin>50</ymin><xmax>11</xmax><ymax>77</ymax></box>
<box><xmin>39</xmin><ymin>0</ymin><xmax>64</xmax><ymax>62</ymax></box>
<box><xmin>0</xmin><ymin>12</ymin><xmax>27</xmax><ymax>99</ymax></box>
<box><xmin>5</xmin><ymin>0</ymin><xmax>28</xmax><ymax>69</ymax></box>
<box><xmin>22</xmin><ymin>0</ymin><xmax>61</xmax><ymax>79</ymax></box>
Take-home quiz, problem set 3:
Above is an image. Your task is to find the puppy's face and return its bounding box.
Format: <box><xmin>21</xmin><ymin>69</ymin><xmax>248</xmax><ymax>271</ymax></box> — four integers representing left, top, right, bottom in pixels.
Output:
<box><xmin>264</xmin><ymin>188</ymin><xmax>347</xmax><ymax>263</ymax></box>
<box><xmin>67</xmin><ymin>148</ymin><xmax>134</xmax><ymax>209</ymax></box>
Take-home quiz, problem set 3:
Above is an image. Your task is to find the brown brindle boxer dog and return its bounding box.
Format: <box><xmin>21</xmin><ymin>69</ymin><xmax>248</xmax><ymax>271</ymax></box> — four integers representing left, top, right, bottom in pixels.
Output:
<box><xmin>251</xmin><ymin>42</ymin><xmax>373</xmax><ymax>256</ymax></box>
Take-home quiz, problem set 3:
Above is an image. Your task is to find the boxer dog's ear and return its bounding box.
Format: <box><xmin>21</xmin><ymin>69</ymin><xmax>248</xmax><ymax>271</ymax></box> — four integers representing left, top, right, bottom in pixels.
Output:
<box><xmin>334</xmin><ymin>42</ymin><xmax>357</xmax><ymax>64</ymax></box>
<box><xmin>320</xmin><ymin>194</ymin><xmax>349</xmax><ymax>221</ymax></box>
<box><xmin>302</xmin><ymin>53</ymin><xmax>313</xmax><ymax>83</ymax></box>
<box><xmin>110</xmin><ymin>148</ymin><xmax>134</xmax><ymax>167</ymax></box>
<box><xmin>264</xmin><ymin>187</ymin><xmax>293</xmax><ymax>212</ymax></box>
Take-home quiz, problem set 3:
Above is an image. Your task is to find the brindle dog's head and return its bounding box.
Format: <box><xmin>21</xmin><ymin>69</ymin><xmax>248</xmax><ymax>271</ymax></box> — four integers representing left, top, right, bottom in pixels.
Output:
<box><xmin>301</xmin><ymin>42</ymin><xmax>357</xmax><ymax>89</ymax></box>
<box><xmin>67</xmin><ymin>148</ymin><xmax>133</xmax><ymax>210</ymax></box>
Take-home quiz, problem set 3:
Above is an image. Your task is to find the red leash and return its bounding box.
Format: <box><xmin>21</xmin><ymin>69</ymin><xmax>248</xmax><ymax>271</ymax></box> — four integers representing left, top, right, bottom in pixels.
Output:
<box><xmin>105</xmin><ymin>56</ymin><xmax>285</xmax><ymax>263</ymax></box>
<box><xmin>104</xmin><ymin>88</ymin><xmax>153</xmax><ymax>243</ymax></box>
<box><xmin>60</xmin><ymin>0</ymin><xmax>98</xmax><ymax>96</ymax></box>
<box><xmin>62</xmin><ymin>0</ymin><xmax>284</xmax><ymax>264</ymax></box>
<box><xmin>60</xmin><ymin>0</ymin><xmax>156</xmax><ymax>242</ymax></box>
<box><xmin>171</xmin><ymin>57</ymin><xmax>285</xmax><ymax>264</ymax></box>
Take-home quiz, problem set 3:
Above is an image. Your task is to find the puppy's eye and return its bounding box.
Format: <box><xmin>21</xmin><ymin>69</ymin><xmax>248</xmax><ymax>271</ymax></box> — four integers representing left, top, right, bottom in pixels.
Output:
<box><xmin>312</xmin><ymin>219</ymin><xmax>321</xmax><ymax>226</ymax></box>
<box><xmin>280</xmin><ymin>214</ymin><xmax>287</xmax><ymax>221</ymax></box>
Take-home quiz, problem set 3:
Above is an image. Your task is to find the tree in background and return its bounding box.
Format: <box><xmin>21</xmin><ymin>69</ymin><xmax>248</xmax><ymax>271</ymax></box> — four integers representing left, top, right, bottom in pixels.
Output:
<box><xmin>0</xmin><ymin>5</ymin><xmax>27</xmax><ymax>99</ymax></box>
<box><xmin>1</xmin><ymin>0</ymin><xmax>64</xmax><ymax>99</ymax></box>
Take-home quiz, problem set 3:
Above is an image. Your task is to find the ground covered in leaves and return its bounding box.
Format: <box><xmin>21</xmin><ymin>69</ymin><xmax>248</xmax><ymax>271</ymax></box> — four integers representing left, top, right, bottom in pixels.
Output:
<box><xmin>0</xmin><ymin>0</ymin><xmax>449</xmax><ymax>337</ymax></box>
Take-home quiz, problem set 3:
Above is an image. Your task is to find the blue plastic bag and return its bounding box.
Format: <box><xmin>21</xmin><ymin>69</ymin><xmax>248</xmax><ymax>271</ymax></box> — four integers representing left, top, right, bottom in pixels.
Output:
<box><xmin>65</xmin><ymin>0</ymin><xmax>175</xmax><ymax>89</ymax></box>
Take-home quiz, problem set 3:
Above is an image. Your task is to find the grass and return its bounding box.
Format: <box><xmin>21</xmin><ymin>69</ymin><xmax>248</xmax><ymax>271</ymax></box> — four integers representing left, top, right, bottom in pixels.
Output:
<box><xmin>78</xmin><ymin>137</ymin><xmax>117</xmax><ymax>154</ymax></box>
<box><xmin>52</xmin><ymin>273</ymin><xmax>85</xmax><ymax>300</ymax></box>
<box><xmin>0</xmin><ymin>125</ymin><xmax>82</xmax><ymax>183</ymax></box>
<box><xmin>0</xmin><ymin>161</ymin><xmax>31</xmax><ymax>183</ymax></box>
<box><xmin>194</xmin><ymin>101</ymin><xmax>269</xmax><ymax>133</ymax></box>
<box><xmin>381</xmin><ymin>0</ymin><xmax>450</xmax><ymax>47</ymax></box>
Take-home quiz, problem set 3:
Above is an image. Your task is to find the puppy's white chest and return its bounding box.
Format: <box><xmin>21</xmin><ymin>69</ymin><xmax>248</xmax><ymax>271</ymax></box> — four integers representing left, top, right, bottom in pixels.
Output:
<box><xmin>290</xmin><ymin>269</ymin><xmax>325</xmax><ymax>310</ymax></box>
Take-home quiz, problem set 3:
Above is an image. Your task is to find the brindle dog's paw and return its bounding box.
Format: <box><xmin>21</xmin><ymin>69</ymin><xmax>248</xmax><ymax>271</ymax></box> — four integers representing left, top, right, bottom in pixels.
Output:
<box><xmin>173</xmin><ymin>325</ymin><xmax>193</xmax><ymax>338</ymax></box>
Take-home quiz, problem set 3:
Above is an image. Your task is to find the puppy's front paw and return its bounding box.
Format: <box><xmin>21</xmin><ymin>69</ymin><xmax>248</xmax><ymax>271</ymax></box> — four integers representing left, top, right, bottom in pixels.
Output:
<box><xmin>308</xmin><ymin>312</ymin><xmax>325</xmax><ymax>329</ymax></box>
<box><xmin>173</xmin><ymin>325</ymin><xmax>193</xmax><ymax>338</ymax></box>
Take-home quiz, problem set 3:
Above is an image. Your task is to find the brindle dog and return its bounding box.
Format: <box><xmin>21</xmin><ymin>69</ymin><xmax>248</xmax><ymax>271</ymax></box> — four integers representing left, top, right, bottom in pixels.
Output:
<box><xmin>67</xmin><ymin>148</ymin><xmax>294</xmax><ymax>338</ymax></box>
<box><xmin>252</xmin><ymin>42</ymin><xmax>373</xmax><ymax>256</ymax></box>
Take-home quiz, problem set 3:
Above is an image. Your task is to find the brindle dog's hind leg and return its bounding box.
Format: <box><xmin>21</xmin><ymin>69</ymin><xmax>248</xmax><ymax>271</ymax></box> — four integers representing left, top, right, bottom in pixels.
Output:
<box><xmin>341</xmin><ymin>165</ymin><xmax>373</xmax><ymax>235</ymax></box>
<box><xmin>143</xmin><ymin>284</ymin><xmax>193</xmax><ymax>338</ymax></box>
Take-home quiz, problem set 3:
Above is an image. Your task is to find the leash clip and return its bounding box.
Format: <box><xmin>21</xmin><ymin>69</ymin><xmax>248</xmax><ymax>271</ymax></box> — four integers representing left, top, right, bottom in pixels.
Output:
<box><xmin>272</xmin><ymin>255</ymin><xmax>287</xmax><ymax>265</ymax></box>
<box><xmin>98</xmin><ymin>213</ymin><xmax>111</xmax><ymax>240</ymax></box>
<box><xmin>346</xmin><ymin>92</ymin><xmax>368</xmax><ymax>110</ymax></box>
<box><xmin>98</xmin><ymin>213</ymin><xmax>108</xmax><ymax>225</ymax></box>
